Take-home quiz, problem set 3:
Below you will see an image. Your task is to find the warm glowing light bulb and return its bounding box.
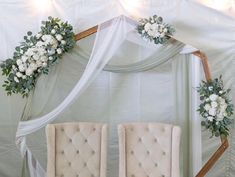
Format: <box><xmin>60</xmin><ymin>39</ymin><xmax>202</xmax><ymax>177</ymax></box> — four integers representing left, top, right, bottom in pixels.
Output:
<box><xmin>200</xmin><ymin>0</ymin><xmax>233</xmax><ymax>11</ymax></box>
<box><xmin>120</xmin><ymin>0</ymin><xmax>143</xmax><ymax>15</ymax></box>
<box><xmin>33</xmin><ymin>0</ymin><xmax>52</xmax><ymax>12</ymax></box>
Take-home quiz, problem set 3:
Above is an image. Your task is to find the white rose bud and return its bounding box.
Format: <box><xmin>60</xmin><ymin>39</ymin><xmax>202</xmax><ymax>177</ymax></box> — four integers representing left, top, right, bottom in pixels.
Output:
<box><xmin>209</xmin><ymin>94</ymin><xmax>218</xmax><ymax>101</ymax></box>
<box><xmin>49</xmin><ymin>56</ymin><xmax>53</xmax><ymax>60</ymax></box>
<box><xmin>51</xmin><ymin>29</ymin><xmax>56</xmax><ymax>34</ymax></box>
<box><xmin>19</xmin><ymin>65</ymin><xmax>25</xmax><ymax>72</ymax></box>
<box><xmin>42</xmin><ymin>62</ymin><xmax>47</xmax><ymax>67</ymax></box>
<box><xmin>56</xmin><ymin>34</ymin><xmax>63</xmax><ymax>41</ymax></box>
<box><xmin>22</xmin><ymin>75</ymin><xmax>26</xmax><ymax>79</ymax></box>
<box><xmin>57</xmin><ymin>48</ymin><xmax>62</xmax><ymax>54</ymax></box>
<box><xmin>209</xmin><ymin>108</ymin><xmax>216</xmax><ymax>116</ymax></box>
<box><xmin>36</xmin><ymin>33</ymin><xmax>42</xmax><ymax>39</ymax></box>
<box><xmin>16</xmin><ymin>72</ymin><xmax>22</xmax><ymax>78</ymax></box>
<box><xmin>61</xmin><ymin>40</ymin><xmax>66</xmax><ymax>45</ymax></box>
<box><xmin>207</xmin><ymin>116</ymin><xmax>214</xmax><ymax>122</ymax></box>
<box><xmin>14</xmin><ymin>76</ymin><xmax>19</xmax><ymax>83</ymax></box>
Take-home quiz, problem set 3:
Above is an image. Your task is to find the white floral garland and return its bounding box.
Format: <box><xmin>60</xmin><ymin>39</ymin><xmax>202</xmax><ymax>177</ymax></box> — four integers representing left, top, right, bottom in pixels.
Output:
<box><xmin>198</xmin><ymin>76</ymin><xmax>234</xmax><ymax>137</ymax></box>
<box><xmin>137</xmin><ymin>15</ymin><xmax>175</xmax><ymax>44</ymax></box>
<box><xmin>1</xmin><ymin>17</ymin><xmax>76</xmax><ymax>97</ymax></box>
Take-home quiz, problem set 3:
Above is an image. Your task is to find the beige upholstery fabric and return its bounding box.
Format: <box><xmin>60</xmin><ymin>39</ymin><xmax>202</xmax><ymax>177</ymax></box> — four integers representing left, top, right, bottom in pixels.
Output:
<box><xmin>46</xmin><ymin>122</ymin><xmax>107</xmax><ymax>177</ymax></box>
<box><xmin>118</xmin><ymin>123</ymin><xmax>181</xmax><ymax>177</ymax></box>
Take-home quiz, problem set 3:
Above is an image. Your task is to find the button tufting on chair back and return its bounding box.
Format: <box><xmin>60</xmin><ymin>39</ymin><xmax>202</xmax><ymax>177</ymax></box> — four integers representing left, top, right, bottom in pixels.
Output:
<box><xmin>118</xmin><ymin>123</ymin><xmax>181</xmax><ymax>177</ymax></box>
<box><xmin>46</xmin><ymin>122</ymin><xmax>107</xmax><ymax>177</ymax></box>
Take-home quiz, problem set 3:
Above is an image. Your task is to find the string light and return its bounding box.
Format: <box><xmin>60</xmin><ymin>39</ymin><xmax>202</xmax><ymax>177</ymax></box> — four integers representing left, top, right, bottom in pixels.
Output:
<box><xmin>33</xmin><ymin>0</ymin><xmax>52</xmax><ymax>12</ymax></box>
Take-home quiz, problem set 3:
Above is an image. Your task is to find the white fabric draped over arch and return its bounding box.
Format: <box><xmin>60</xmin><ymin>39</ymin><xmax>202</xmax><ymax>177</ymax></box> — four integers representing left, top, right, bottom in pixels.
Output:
<box><xmin>15</xmin><ymin>15</ymin><xmax>201</xmax><ymax>177</ymax></box>
<box><xmin>0</xmin><ymin>1</ymin><xmax>234</xmax><ymax>177</ymax></box>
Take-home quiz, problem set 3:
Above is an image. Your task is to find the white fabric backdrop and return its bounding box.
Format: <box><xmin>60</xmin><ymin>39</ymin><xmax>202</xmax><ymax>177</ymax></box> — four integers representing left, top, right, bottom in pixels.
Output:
<box><xmin>0</xmin><ymin>0</ymin><xmax>235</xmax><ymax>177</ymax></box>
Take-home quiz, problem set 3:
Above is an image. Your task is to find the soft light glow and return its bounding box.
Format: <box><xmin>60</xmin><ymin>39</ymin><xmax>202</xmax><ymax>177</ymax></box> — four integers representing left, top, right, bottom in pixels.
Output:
<box><xmin>33</xmin><ymin>0</ymin><xmax>52</xmax><ymax>12</ymax></box>
<box><xmin>199</xmin><ymin>0</ymin><xmax>233</xmax><ymax>11</ymax></box>
<box><xmin>120</xmin><ymin>0</ymin><xmax>144</xmax><ymax>16</ymax></box>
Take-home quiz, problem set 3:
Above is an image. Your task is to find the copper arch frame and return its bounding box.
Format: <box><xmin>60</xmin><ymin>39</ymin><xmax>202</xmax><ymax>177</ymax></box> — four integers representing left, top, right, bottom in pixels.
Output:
<box><xmin>75</xmin><ymin>25</ymin><xmax>229</xmax><ymax>177</ymax></box>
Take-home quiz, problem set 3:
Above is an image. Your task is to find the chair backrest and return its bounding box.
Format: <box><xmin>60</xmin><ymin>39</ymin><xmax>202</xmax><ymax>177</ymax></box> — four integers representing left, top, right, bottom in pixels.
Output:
<box><xmin>46</xmin><ymin>122</ymin><xmax>107</xmax><ymax>177</ymax></box>
<box><xmin>118</xmin><ymin>123</ymin><xmax>181</xmax><ymax>177</ymax></box>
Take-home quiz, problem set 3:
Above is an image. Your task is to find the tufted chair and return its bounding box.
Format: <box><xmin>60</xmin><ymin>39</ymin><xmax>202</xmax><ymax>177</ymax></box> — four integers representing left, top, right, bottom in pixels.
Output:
<box><xmin>46</xmin><ymin>122</ymin><xmax>107</xmax><ymax>177</ymax></box>
<box><xmin>118</xmin><ymin>123</ymin><xmax>181</xmax><ymax>177</ymax></box>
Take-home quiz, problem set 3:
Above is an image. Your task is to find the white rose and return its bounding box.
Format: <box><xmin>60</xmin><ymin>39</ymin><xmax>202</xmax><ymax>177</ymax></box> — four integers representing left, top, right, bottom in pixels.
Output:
<box><xmin>14</xmin><ymin>76</ymin><xmax>19</xmax><ymax>83</ymax></box>
<box><xmin>19</xmin><ymin>64</ymin><xmax>26</xmax><ymax>72</ymax></box>
<box><xmin>51</xmin><ymin>29</ymin><xmax>56</xmax><ymax>34</ymax></box>
<box><xmin>36</xmin><ymin>41</ymin><xmax>44</xmax><ymax>47</ymax></box>
<box><xmin>207</xmin><ymin>116</ymin><xmax>214</xmax><ymax>122</ymax></box>
<box><xmin>220</xmin><ymin>104</ymin><xmax>227</xmax><ymax>113</ymax></box>
<box><xmin>217</xmin><ymin>113</ymin><xmax>224</xmax><ymax>121</ymax></box>
<box><xmin>144</xmin><ymin>23</ymin><xmax>151</xmax><ymax>31</ymax></box>
<box><xmin>16</xmin><ymin>59</ymin><xmax>22</xmax><ymax>66</ymax></box>
<box><xmin>209</xmin><ymin>94</ymin><xmax>218</xmax><ymax>101</ymax></box>
<box><xmin>209</xmin><ymin>108</ymin><xmax>216</xmax><ymax>116</ymax></box>
<box><xmin>30</xmin><ymin>63</ymin><xmax>37</xmax><ymax>71</ymax></box>
<box><xmin>22</xmin><ymin>75</ymin><xmax>27</xmax><ymax>79</ymax></box>
<box><xmin>21</xmin><ymin>56</ymin><xmax>28</xmax><ymax>62</ymax></box>
<box><xmin>49</xmin><ymin>56</ymin><xmax>53</xmax><ymax>60</ymax></box>
<box><xmin>61</xmin><ymin>40</ymin><xmax>66</xmax><ymax>45</ymax></box>
<box><xmin>211</xmin><ymin>101</ymin><xmax>218</xmax><ymax>108</ymax></box>
<box><xmin>26</xmin><ymin>68</ymin><xmax>33</xmax><ymax>76</ymax></box>
<box><xmin>55</xmin><ymin>34</ymin><xmax>63</xmax><ymax>41</ymax></box>
<box><xmin>218</xmin><ymin>97</ymin><xmax>226</xmax><ymax>104</ymax></box>
<box><xmin>56</xmin><ymin>48</ymin><xmax>62</xmax><ymax>54</ymax></box>
<box><xmin>204</xmin><ymin>104</ymin><xmax>211</xmax><ymax>111</ymax></box>
<box><xmin>219</xmin><ymin>91</ymin><xmax>223</xmax><ymax>94</ymax></box>
<box><xmin>16</xmin><ymin>72</ymin><xmax>22</xmax><ymax>78</ymax></box>
<box><xmin>33</xmin><ymin>54</ymin><xmax>40</xmax><ymax>60</ymax></box>
<box><xmin>147</xmin><ymin>30</ymin><xmax>154</xmax><ymax>36</ymax></box>
<box><xmin>12</xmin><ymin>65</ymin><xmax>16</xmax><ymax>69</ymax></box>
<box><xmin>151</xmin><ymin>23</ymin><xmax>158</xmax><ymax>31</ymax></box>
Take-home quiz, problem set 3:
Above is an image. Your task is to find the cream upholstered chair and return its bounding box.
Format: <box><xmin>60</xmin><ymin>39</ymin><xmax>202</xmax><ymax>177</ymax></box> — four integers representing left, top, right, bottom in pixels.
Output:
<box><xmin>46</xmin><ymin>122</ymin><xmax>107</xmax><ymax>177</ymax></box>
<box><xmin>118</xmin><ymin>123</ymin><xmax>181</xmax><ymax>177</ymax></box>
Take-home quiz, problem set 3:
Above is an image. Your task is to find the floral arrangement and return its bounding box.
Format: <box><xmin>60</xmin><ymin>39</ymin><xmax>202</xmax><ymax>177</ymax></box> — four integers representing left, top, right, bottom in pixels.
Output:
<box><xmin>198</xmin><ymin>76</ymin><xmax>234</xmax><ymax>137</ymax></box>
<box><xmin>0</xmin><ymin>17</ymin><xmax>76</xmax><ymax>97</ymax></box>
<box><xmin>137</xmin><ymin>15</ymin><xmax>175</xmax><ymax>45</ymax></box>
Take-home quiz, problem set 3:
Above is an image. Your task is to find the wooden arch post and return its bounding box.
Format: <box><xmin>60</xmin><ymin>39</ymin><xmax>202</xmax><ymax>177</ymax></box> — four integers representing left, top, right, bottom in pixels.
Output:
<box><xmin>75</xmin><ymin>25</ymin><xmax>229</xmax><ymax>177</ymax></box>
<box><xmin>192</xmin><ymin>51</ymin><xmax>229</xmax><ymax>177</ymax></box>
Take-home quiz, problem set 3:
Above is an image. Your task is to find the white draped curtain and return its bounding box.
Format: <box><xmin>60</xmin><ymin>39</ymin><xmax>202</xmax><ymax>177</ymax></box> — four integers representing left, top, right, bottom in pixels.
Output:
<box><xmin>0</xmin><ymin>1</ymin><xmax>235</xmax><ymax>177</ymax></box>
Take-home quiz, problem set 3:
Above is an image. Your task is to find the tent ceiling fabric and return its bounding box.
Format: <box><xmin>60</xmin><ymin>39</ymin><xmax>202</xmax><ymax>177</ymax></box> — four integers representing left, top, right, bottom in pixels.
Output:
<box><xmin>0</xmin><ymin>1</ymin><xmax>235</xmax><ymax>177</ymax></box>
